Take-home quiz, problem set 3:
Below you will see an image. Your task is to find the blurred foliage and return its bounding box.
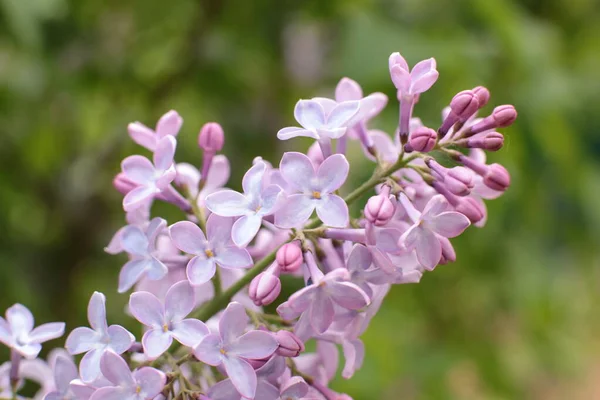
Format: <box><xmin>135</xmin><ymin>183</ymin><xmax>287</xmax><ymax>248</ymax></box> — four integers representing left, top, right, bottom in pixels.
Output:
<box><xmin>1</xmin><ymin>0</ymin><xmax>600</xmax><ymax>399</ymax></box>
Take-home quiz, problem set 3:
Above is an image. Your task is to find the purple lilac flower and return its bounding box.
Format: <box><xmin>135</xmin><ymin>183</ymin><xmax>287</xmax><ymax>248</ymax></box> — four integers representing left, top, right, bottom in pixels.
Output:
<box><xmin>398</xmin><ymin>193</ymin><xmax>470</xmax><ymax>270</ymax></box>
<box><xmin>193</xmin><ymin>302</ymin><xmax>278</xmax><ymax>399</ymax></box>
<box><xmin>205</xmin><ymin>160</ymin><xmax>284</xmax><ymax>247</ymax></box>
<box><xmin>65</xmin><ymin>292</ymin><xmax>134</xmax><ymax>383</ymax></box>
<box><xmin>0</xmin><ymin>304</ymin><xmax>65</xmax><ymax>359</ymax></box>
<box><xmin>128</xmin><ymin>110</ymin><xmax>182</xmax><ymax>152</ymax></box>
<box><xmin>121</xmin><ymin>136</ymin><xmax>177</xmax><ymax>212</ymax></box>
<box><xmin>44</xmin><ymin>355</ymin><xmax>78</xmax><ymax>400</ymax></box>
<box><xmin>275</xmin><ymin>152</ymin><xmax>349</xmax><ymax>228</ymax></box>
<box><xmin>129</xmin><ymin>280</ymin><xmax>209</xmax><ymax>359</ymax></box>
<box><xmin>169</xmin><ymin>215</ymin><xmax>253</xmax><ymax>286</ymax></box>
<box><xmin>89</xmin><ymin>351</ymin><xmax>165</xmax><ymax>400</ymax></box>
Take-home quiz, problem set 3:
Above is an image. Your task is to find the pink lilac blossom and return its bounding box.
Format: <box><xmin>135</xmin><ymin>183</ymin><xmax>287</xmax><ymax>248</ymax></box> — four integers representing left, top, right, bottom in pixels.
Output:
<box><xmin>1</xmin><ymin>50</ymin><xmax>518</xmax><ymax>400</ymax></box>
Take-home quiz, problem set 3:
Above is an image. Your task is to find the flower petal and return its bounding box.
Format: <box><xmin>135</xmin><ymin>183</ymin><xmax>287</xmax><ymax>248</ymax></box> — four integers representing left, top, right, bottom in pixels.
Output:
<box><xmin>277</xmin><ymin>127</ymin><xmax>318</xmax><ymax>140</ymax></box>
<box><xmin>107</xmin><ymin>325</ymin><xmax>135</xmax><ymax>354</ymax></box>
<box><xmin>193</xmin><ymin>334</ymin><xmax>223</xmax><ymax>366</ymax></box>
<box><xmin>28</xmin><ymin>322</ymin><xmax>65</xmax><ymax>344</ymax></box>
<box><xmin>421</xmin><ymin>194</ymin><xmax>449</xmax><ymax>219</ymax></box>
<box><xmin>205</xmin><ymin>190</ymin><xmax>249</xmax><ymax>217</ymax></box>
<box><xmin>429</xmin><ymin>211</ymin><xmax>470</xmax><ymax>238</ymax></box>
<box><xmin>346</xmin><ymin>244</ymin><xmax>373</xmax><ymax>272</ymax></box>
<box><xmin>120</xmin><ymin>226</ymin><xmax>148</xmax><ymax>256</ymax></box>
<box><xmin>341</xmin><ymin>339</ymin><xmax>364</xmax><ymax>379</ymax></box>
<box><xmin>165</xmin><ymin>280</ymin><xmax>195</xmax><ymax>322</ymax></box>
<box><xmin>99</xmin><ymin>351</ymin><xmax>135</xmax><ymax>388</ymax></box>
<box><xmin>87</xmin><ymin>292</ymin><xmax>108</xmax><ymax>335</ymax></box>
<box><xmin>79</xmin><ymin>348</ymin><xmax>104</xmax><ymax>383</ymax></box>
<box><xmin>89</xmin><ymin>387</ymin><xmax>128</xmax><ymax>400</ymax></box>
<box><xmin>134</xmin><ymin>367</ymin><xmax>166</xmax><ymax>398</ymax></box>
<box><xmin>128</xmin><ymin>122</ymin><xmax>156</xmax><ymax>151</ymax></box>
<box><xmin>404</xmin><ymin>226</ymin><xmax>441</xmax><ymax>270</ymax></box>
<box><xmin>335</xmin><ymin>77</ymin><xmax>363</xmax><ymax>102</ymax></box>
<box><xmin>410</xmin><ymin>58</ymin><xmax>439</xmax><ymax>94</ymax></box>
<box><xmin>123</xmin><ymin>185</ymin><xmax>156</xmax><ymax>212</ymax></box>
<box><xmin>215</xmin><ymin>247</ymin><xmax>252</xmax><ymax>269</ymax></box>
<box><xmin>222</xmin><ymin>356</ymin><xmax>257</xmax><ymax>399</ymax></box>
<box><xmin>169</xmin><ymin>221</ymin><xmax>207</xmax><ymax>255</ymax></box>
<box><xmin>206</xmin><ymin>214</ymin><xmax>235</xmax><ymax>246</ymax></box>
<box><xmin>153</xmin><ymin>136</ymin><xmax>177</xmax><ymax>172</ymax></box>
<box><xmin>65</xmin><ymin>327</ymin><xmax>100</xmax><ymax>355</ymax></box>
<box><xmin>279</xmin><ymin>152</ymin><xmax>315</xmax><ymax>193</ymax></box>
<box><xmin>326</xmin><ymin>101</ymin><xmax>360</xmax><ymax>128</ymax></box>
<box><xmin>155</xmin><ymin>110</ymin><xmax>182</xmax><ymax>138</ymax></box>
<box><xmin>329</xmin><ymin>282</ymin><xmax>370</xmax><ymax>310</ymax></box>
<box><xmin>287</xmin><ymin>285</ymin><xmax>317</xmax><ymax>313</ymax></box>
<box><xmin>258</xmin><ymin>184</ymin><xmax>283</xmax><ymax>215</ymax></box>
<box><xmin>129</xmin><ymin>291</ymin><xmax>164</xmax><ymax>328</ymax></box>
<box><xmin>242</xmin><ymin>160</ymin><xmax>266</xmax><ymax>199</ymax></box>
<box><xmin>53</xmin><ymin>355</ymin><xmax>79</xmax><ymax>393</ymax></box>
<box><xmin>207</xmin><ymin>379</ymin><xmax>239</xmax><ymax>400</ymax></box>
<box><xmin>118</xmin><ymin>259</ymin><xmax>150</xmax><ymax>293</ymax></box>
<box><xmin>219</xmin><ymin>302</ymin><xmax>248</xmax><ymax>344</ymax></box>
<box><xmin>309</xmin><ymin>295</ymin><xmax>334</xmax><ymax>334</ymax></box>
<box><xmin>315</xmin><ymin>195</ymin><xmax>348</xmax><ymax>228</ymax></box>
<box><xmin>281</xmin><ymin>376</ymin><xmax>309</xmax><ymax>398</ymax></box>
<box><xmin>274</xmin><ymin>194</ymin><xmax>315</xmax><ymax>228</ymax></box>
<box><xmin>316</xmin><ymin>154</ymin><xmax>349</xmax><ymax>193</ymax></box>
<box><xmin>186</xmin><ymin>256</ymin><xmax>217</xmax><ymax>285</ymax></box>
<box><xmin>390</xmin><ymin>64</ymin><xmax>411</xmax><ymax>93</ymax></box>
<box><xmin>121</xmin><ymin>155</ymin><xmax>154</xmax><ymax>185</ymax></box>
<box><xmin>170</xmin><ymin>319</ymin><xmax>209</xmax><ymax>348</ymax></box>
<box><xmin>399</xmin><ymin>193</ymin><xmax>421</xmax><ymax>223</ymax></box>
<box><xmin>227</xmin><ymin>331</ymin><xmax>278</xmax><ymax>359</ymax></box>
<box><xmin>204</xmin><ymin>155</ymin><xmax>231</xmax><ymax>190</ymax></box>
<box><xmin>6</xmin><ymin>304</ymin><xmax>34</xmax><ymax>336</ymax></box>
<box><xmin>294</xmin><ymin>99</ymin><xmax>325</xmax><ymax>130</ymax></box>
<box><xmin>142</xmin><ymin>329</ymin><xmax>173</xmax><ymax>359</ymax></box>
<box><xmin>231</xmin><ymin>215</ymin><xmax>262</xmax><ymax>247</ymax></box>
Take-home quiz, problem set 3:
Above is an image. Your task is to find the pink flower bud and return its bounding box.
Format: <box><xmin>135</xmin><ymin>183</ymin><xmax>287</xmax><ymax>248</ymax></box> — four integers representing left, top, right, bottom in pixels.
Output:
<box><xmin>484</xmin><ymin>163</ymin><xmax>510</xmax><ymax>191</ymax></box>
<box><xmin>198</xmin><ymin>122</ymin><xmax>224</xmax><ymax>153</ymax></box>
<box><xmin>444</xmin><ymin>166</ymin><xmax>475</xmax><ymax>196</ymax></box>
<box><xmin>463</xmin><ymin>131</ymin><xmax>504</xmax><ymax>151</ymax></box>
<box><xmin>454</xmin><ymin>196</ymin><xmax>485</xmax><ymax>224</ymax></box>
<box><xmin>450</xmin><ymin>90</ymin><xmax>479</xmax><ymax>121</ymax></box>
<box><xmin>409</xmin><ymin>127</ymin><xmax>437</xmax><ymax>152</ymax></box>
<box><xmin>469</xmin><ymin>105</ymin><xmax>517</xmax><ymax>135</ymax></box>
<box><xmin>472</xmin><ymin>86</ymin><xmax>490</xmax><ymax>108</ymax></box>
<box><xmin>276</xmin><ymin>242</ymin><xmax>303</xmax><ymax>273</ymax></box>
<box><xmin>274</xmin><ymin>330</ymin><xmax>305</xmax><ymax>357</ymax></box>
<box><xmin>364</xmin><ymin>192</ymin><xmax>396</xmax><ymax>226</ymax></box>
<box><xmin>246</xmin><ymin>358</ymin><xmax>270</xmax><ymax>369</ymax></box>
<box><xmin>113</xmin><ymin>173</ymin><xmax>135</xmax><ymax>195</ymax></box>
<box><xmin>249</xmin><ymin>271</ymin><xmax>281</xmax><ymax>306</ymax></box>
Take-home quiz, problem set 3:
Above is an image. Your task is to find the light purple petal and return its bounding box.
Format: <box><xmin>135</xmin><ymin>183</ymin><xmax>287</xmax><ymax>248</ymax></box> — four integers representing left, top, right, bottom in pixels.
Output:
<box><xmin>255</xmin><ymin>381</ymin><xmax>280</xmax><ymax>400</ymax></box>
<box><xmin>99</xmin><ymin>351</ymin><xmax>135</xmax><ymax>388</ymax></box>
<box><xmin>368</xmin><ymin>245</ymin><xmax>396</xmax><ymax>274</ymax></box>
<box><xmin>367</xmin><ymin>129</ymin><xmax>398</xmax><ymax>163</ymax></box>
<box><xmin>133</xmin><ymin>367</ymin><xmax>166</xmax><ymax>398</ymax></box>
<box><xmin>281</xmin><ymin>376</ymin><xmax>310</xmax><ymax>398</ymax></box>
<box><xmin>121</xmin><ymin>155</ymin><xmax>154</xmax><ymax>185</ymax></box>
<box><xmin>87</xmin><ymin>292</ymin><xmax>108</xmax><ymax>334</ymax></box>
<box><xmin>118</xmin><ymin>259</ymin><xmax>150</xmax><ymax>293</ymax></box>
<box><xmin>6</xmin><ymin>304</ymin><xmax>34</xmax><ymax>336</ymax></box>
<box><xmin>170</xmin><ymin>319</ymin><xmax>209</xmax><ymax>347</ymax></box>
<box><xmin>359</xmin><ymin>93</ymin><xmax>388</xmax><ymax>121</ymax></box>
<box><xmin>329</xmin><ymin>282</ymin><xmax>369</xmax><ymax>310</ymax></box>
<box><xmin>128</xmin><ymin>122</ymin><xmax>156</xmax><ymax>151</ymax></box>
<box><xmin>389</xmin><ymin>52</ymin><xmax>409</xmax><ymax>72</ymax></box>
<box><xmin>315</xmin><ymin>195</ymin><xmax>348</xmax><ymax>228</ymax></box>
<box><xmin>65</xmin><ymin>327</ymin><xmax>99</xmax><ymax>355</ymax></box>
<box><xmin>294</xmin><ymin>100</ymin><xmax>325</xmax><ymax>130</ymax></box>
<box><xmin>164</xmin><ymin>280</ymin><xmax>195</xmax><ymax>322</ymax></box>
<box><xmin>0</xmin><ymin>317</ymin><xmax>9</xmax><ymax>344</ymax></box>
<box><xmin>107</xmin><ymin>325</ymin><xmax>134</xmax><ymax>354</ymax></box>
<box><xmin>53</xmin><ymin>355</ymin><xmax>78</xmax><ymax>393</ymax></box>
<box><xmin>28</xmin><ymin>322</ymin><xmax>65</xmax><ymax>344</ymax></box>
<box><xmin>169</xmin><ymin>221</ymin><xmax>207</xmax><ymax>254</ymax></box>
<box><xmin>312</xmin><ymin>97</ymin><xmax>337</xmax><ymax>115</ymax></box>
<box><xmin>215</xmin><ymin>247</ymin><xmax>252</xmax><ymax>269</ymax></box>
<box><xmin>258</xmin><ymin>184</ymin><xmax>283</xmax><ymax>215</ymax></box>
<box><xmin>429</xmin><ymin>211</ymin><xmax>470</xmax><ymax>238</ymax></box>
<box><xmin>316</xmin><ymin>154</ymin><xmax>349</xmax><ymax>194</ymax></box>
<box><xmin>421</xmin><ymin>194</ymin><xmax>449</xmax><ymax>219</ymax></box>
<box><xmin>205</xmin><ymin>190</ymin><xmax>249</xmax><ymax>217</ymax></box>
<box><xmin>79</xmin><ymin>348</ymin><xmax>104</xmax><ymax>383</ymax></box>
<box><xmin>219</xmin><ymin>302</ymin><xmax>248</xmax><ymax>344</ymax></box>
<box><xmin>403</xmin><ymin>226</ymin><xmax>441</xmax><ymax>270</ymax></box>
<box><xmin>335</xmin><ymin>77</ymin><xmax>363</xmax><ymax>102</ymax></box>
<box><xmin>399</xmin><ymin>193</ymin><xmax>421</xmax><ymax>223</ymax></box>
<box><xmin>409</xmin><ymin>58</ymin><xmax>439</xmax><ymax>94</ymax></box>
<box><xmin>120</xmin><ymin>226</ymin><xmax>148</xmax><ymax>256</ymax></box>
<box><xmin>347</xmin><ymin>244</ymin><xmax>372</xmax><ymax>272</ymax></box>
<box><xmin>89</xmin><ymin>387</ymin><xmax>128</xmax><ymax>400</ymax></box>
<box><xmin>326</xmin><ymin>101</ymin><xmax>360</xmax><ymax>128</ymax></box>
<box><xmin>279</xmin><ymin>152</ymin><xmax>315</xmax><ymax>193</ymax></box>
<box><xmin>390</xmin><ymin>64</ymin><xmax>411</xmax><ymax>92</ymax></box>
<box><xmin>129</xmin><ymin>292</ymin><xmax>164</xmax><ymax>328</ymax></box>
<box><xmin>123</xmin><ymin>186</ymin><xmax>156</xmax><ymax>212</ymax></box>
<box><xmin>309</xmin><ymin>295</ymin><xmax>334</xmax><ymax>334</ymax></box>
<box><xmin>155</xmin><ymin>110</ymin><xmax>182</xmax><ymax>138</ymax></box>
<box><xmin>222</xmin><ymin>356</ymin><xmax>257</xmax><ymax>399</ymax></box>
<box><xmin>206</xmin><ymin>214</ymin><xmax>235</xmax><ymax>246</ymax></box>
<box><xmin>242</xmin><ymin>161</ymin><xmax>266</xmax><ymax>199</ymax></box>
<box><xmin>186</xmin><ymin>256</ymin><xmax>217</xmax><ymax>285</ymax></box>
<box><xmin>204</xmin><ymin>155</ymin><xmax>231</xmax><ymax>190</ymax></box>
<box><xmin>207</xmin><ymin>379</ymin><xmax>239</xmax><ymax>400</ymax></box>
<box><xmin>231</xmin><ymin>215</ymin><xmax>262</xmax><ymax>247</ymax></box>
<box><xmin>145</xmin><ymin>257</ymin><xmax>168</xmax><ymax>280</ymax></box>
<box><xmin>274</xmin><ymin>194</ymin><xmax>315</xmax><ymax>228</ymax></box>
<box><xmin>193</xmin><ymin>334</ymin><xmax>223</xmax><ymax>366</ymax></box>
<box><xmin>277</xmin><ymin>127</ymin><xmax>318</xmax><ymax>140</ymax></box>
<box><xmin>142</xmin><ymin>329</ymin><xmax>173</xmax><ymax>359</ymax></box>
<box><xmin>227</xmin><ymin>331</ymin><xmax>278</xmax><ymax>359</ymax></box>
<box><xmin>287</xmin><ymin>285</ymin><xmax>317</xmax><ymax>313</ymax></box>
<box><xmin>341</xmin><ymin>339</ymin><xmax>364</xmax><ymax>379</ymax></box>
<box><xmin>153</xmin><ymin>136</ymin><xmax>177</xmax><ymax>172</ymax></box>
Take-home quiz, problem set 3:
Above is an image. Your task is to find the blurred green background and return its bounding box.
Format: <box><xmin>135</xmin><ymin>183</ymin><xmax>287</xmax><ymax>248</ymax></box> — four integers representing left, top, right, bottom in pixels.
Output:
<box><xmin>2</xmin><ymin>0</ymin><xmax>600</xmax><ymax>398</ymax></box>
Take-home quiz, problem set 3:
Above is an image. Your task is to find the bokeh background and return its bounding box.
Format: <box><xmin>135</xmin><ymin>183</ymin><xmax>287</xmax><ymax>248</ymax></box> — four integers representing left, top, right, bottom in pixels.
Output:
<box><xmin>2</xmin><ymin>0</ymin><xmax>600</xmax><ymax>398</ymax></box>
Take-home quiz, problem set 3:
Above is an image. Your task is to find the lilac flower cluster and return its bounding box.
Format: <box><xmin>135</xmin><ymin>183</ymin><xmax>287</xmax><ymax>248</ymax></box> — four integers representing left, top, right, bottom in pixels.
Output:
<box><xmin>0</xmin><ymin>51</ymin><xmax>517</xmax><ymax>399</ymax></box>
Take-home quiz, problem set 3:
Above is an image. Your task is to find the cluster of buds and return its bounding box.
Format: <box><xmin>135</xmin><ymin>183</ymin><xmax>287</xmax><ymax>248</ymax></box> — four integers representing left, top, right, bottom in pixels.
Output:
<box><xmin>0</xmin><ymin>50</ymin><xmax>517</xmax><ymax>399</ymax></box>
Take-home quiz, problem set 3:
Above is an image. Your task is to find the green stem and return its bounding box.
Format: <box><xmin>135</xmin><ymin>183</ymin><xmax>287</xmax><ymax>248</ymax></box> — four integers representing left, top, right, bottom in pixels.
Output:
<box><xmin>213</xmin><ymin>267</ymin><xmax>222</xmax><ymax>297</ymax></box>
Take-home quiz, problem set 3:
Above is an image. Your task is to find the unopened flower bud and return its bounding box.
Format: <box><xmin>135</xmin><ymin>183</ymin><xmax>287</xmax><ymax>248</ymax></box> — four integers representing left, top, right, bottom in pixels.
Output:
<box><xmin>249</xmin><ymin>270</ymin><xmax>281</xmax><ymax>306</ymax></box>
<box><xmin>427</xmin><ymin>160</ymin><xmax>474</xmax><ymax>196</ymax></box>
<box><xmin>454</xmin><ymin>196</ymin><xmax>485</xmax><ymax>224</ymax></box>
<box><xmin>364</xmin><ymin>190</ymin><xmax>396</xmax><ymax>226</ymax></box>
<box><xmin>472</xmin><ymin>86</ymin><xmax>490</xmax><ymax>108</ymax></box>
<box><xmin>468</xmin><ymin>105</ymin><xmax>517</xmax><ymax>135</ymax></box>
<box><xmin>484</xmin><ymin>163</ymin><xmax>510</xmax><ymax>191</ymax></box>
<box><xmin>409</xmin><ymin>127</ymin><xmax>437</xmax><ymax>152</ymax></box>
<box><xmin>274</xmin><ymin>330</ymin><xmax>305</xmax><ymax>357</ymax></box>
<box><xmin>459</xmin><ymin>131</ymin><xmax>504</xmax><ymax>151</ymax></box>
<box><xmin>198</xmin><ymin>122</ymin><xmax>224</xmax><ymax>153</ymax></box>
<box><xmin>276</xmin><ymin>242</ymin><xmax>303</xmax><ymax>273</ymax></box>
<box><xmin>438</xmin><ymin>90</ymin><xmax>479</xmax><ymax>137</ymax></box>
<box><xmin>246</xmin><ymin>358</ymin><xmax>270</xmax><ymax>369</ymax></box>
<box><xmin>113</xmin><ymin>173</ymin><xmax>135</xmax><ymax>195</ymax></box>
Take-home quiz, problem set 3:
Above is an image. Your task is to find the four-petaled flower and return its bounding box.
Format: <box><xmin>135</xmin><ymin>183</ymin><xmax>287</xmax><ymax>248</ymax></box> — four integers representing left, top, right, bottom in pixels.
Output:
<box><xmin>205</xmin><ymin>160</ymin><xmax>284</xmax><ymax>247</ymax></box>
<box><xmin>169</xmin><ymin>215</ymin><xmax>253</xmax><ymax>286</ymax></box>
<box><xmin>121</xmin><ymin>136</ymin><xmax>177</xmax><ymax>212</ymax></box>
<box><xmin>129</xmin><ymin>280</ymin><xmax>209</xmax><ymax>359</ymax></box>
<box><xmin>388</xmin><ymin>53</ymin><xmax>439</xmax><ymax>97</ymax></box>
<box><xmin>275</xmin><ymin>152</ymin><xmax>350</xmax><ymax>228</ymax></box>
<box><xmin>277</xmin><ymin>99</ymin><xmax>360</xmax><ymax>142</ymax></box>
<box><xmin>128</xmin><ymin>110</ymin><xmax>183</xmax><ymax>152</ymax></box>
<box><xmin>65</xmin><ymin>292</ymin><xmax>134</xmax><ymax>383</ymax></box>
<box><xmin>89</xmin><ymin>351</ymin><xmax>165</xmax><ymax>400</ymax></box>
<box><xmin>193</xmin><ymin>302</ymin><xmax>279</xmax><ymax>399</ymax></box>
<box><xmin>399</xmin><ymin>194</ymin><xmax>470</xmax><ymax>270</ymax></box>
<box><xmin>0</xmin><ymin>304</ymin><xmax>65</xmax><ymax>359</ymax></box>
